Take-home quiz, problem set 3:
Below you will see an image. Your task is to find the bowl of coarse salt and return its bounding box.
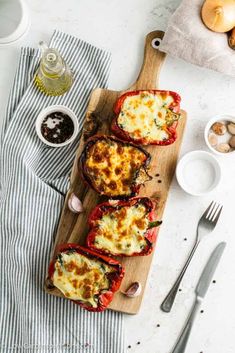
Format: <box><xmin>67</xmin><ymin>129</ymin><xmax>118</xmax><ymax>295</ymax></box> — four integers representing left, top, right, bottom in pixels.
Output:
<box><xmin>176</xmin><ymin>150</ymin><xmax>221</xmax><ymax>196</ymax></box>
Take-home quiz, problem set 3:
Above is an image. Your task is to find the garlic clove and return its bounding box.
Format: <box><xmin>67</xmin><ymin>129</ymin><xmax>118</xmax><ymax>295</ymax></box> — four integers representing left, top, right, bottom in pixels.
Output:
<box><xmin>227</xmin><ymin>122</ymin><xmax>235</xmax><ymax>135</ymax></box>
<box><xmin>208</xmin><ymin>133</ymin><xmax>218</xmax><ymax>146</ymax></box>
<box><xmin>211</xmin><ymin>122</ymin><xmax>227</xmax><ymax>135</ymax></box>
<box><xmin>122</xmin><ymin>282</ymin><xmax>142</xmax><ymax>298</ymax></box>
<box><xmin>68</xmin><ymin>193</ymin><xmax>84</xmax><ymax>213</ymax></box>
<box><xmin>229</xmin><ymin>135</ymin><xmax>235</xmax><ymax>148</ymax></box>
<box><xmin>216</xmin><ymin>143</ymin><xmax>230</xmax><ymax>153</ymax></box>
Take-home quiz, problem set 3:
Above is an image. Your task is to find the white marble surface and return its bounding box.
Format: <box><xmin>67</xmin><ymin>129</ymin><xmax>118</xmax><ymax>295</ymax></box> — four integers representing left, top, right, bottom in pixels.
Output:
<box><xmin>1</xmin><ymin>1</ymin><xmax>235</xmax><ymax>352</ymax></box>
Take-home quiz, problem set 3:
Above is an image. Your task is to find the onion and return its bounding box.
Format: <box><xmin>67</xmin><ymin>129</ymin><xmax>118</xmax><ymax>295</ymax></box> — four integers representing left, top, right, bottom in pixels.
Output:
<box><xmin>201</xmin><ymin>0</ymin><xmax>235</xmax><ymax>32</ymax></box>
<box><xmin>68</xmin><ymin>193</ymin><xmax>84</xmax><ymax>213</ymax></box>
<box><xmin>229</xmin><ymin>27</ymin><xmax>235</xmax><ymax>48</ymax></box>
<box><xmin>108</xmin><ymin>200</ymin><xmax>119</xmax><ymax>206</ymax></box>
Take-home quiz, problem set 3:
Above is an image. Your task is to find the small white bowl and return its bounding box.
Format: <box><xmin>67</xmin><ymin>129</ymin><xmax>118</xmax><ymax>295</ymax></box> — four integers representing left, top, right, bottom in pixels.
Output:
<box><xmin>176</xmin><ymin>150</ymin><xmax>221</xmax><ymax>196</ymax></box>
<box><xmin>35</xmin><ymin>105</ymin><xmax>79</xmax><ymax>148</ymax></box>
<box><xmin>0</xmin><ymin>0</ymin><xmax>30</xmax><ymax>46</ymax></box>
<box><xmin>204</xmin><ymin>115</ymin><xmax>235</xmax><ymax>156</ymax></box>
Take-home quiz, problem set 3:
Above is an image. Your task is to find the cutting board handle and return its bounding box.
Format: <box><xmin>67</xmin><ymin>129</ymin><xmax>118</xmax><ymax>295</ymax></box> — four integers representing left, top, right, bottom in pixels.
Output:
<box><xmin>128</xmin><ymin>30</ymin><xmax>166</xmax><ymax>90</ymax></box>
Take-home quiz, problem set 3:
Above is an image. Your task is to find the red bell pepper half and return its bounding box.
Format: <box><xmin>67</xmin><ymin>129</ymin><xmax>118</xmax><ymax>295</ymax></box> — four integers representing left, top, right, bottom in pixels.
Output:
<box><xmin>79</xmin><ymin>135</ymin><xmax>152</xmax><ymax>199</ymax></box>
<box><xmin>86</xmin><ymin>197</ymin><xmax>162</xmax><ymax>257</ymax></box>
<box><xmin>111</xmin><ymin>90</ymin><xmax>181</xmax><ymax>146</ymax></box>
<box><xmin>48</xmin><ymin>243</ymin><xmax>124</xmax><ymax>312</ymax></box>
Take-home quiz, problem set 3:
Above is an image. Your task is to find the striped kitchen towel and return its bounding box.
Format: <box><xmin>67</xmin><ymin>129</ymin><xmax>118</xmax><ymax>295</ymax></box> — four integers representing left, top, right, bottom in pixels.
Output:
<box><xmin>0</xmin><ymin>30</ymin><xmax>125</xmax><ymax>353</ymax></box>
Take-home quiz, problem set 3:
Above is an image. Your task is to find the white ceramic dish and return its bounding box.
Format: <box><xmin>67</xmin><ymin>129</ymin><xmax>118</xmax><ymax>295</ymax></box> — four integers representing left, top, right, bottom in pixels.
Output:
<box><xmin>176</xmin><ymin>150</ymin><xmax>221</xmax><ymax>196</ymax></box>
<box><xmin>204</xmin><ymin>115</ymin><xmax>235</xmax><ymax>156</ymax></box>
<box><xmin>0</xmin><ymin>0</ymin><xmax>30</xmax><ymax>46</ymax></box>
<box><xmin>35</xmin><ymin>105</ymin><xmax>79</xmax><ymax>148</ymax></box>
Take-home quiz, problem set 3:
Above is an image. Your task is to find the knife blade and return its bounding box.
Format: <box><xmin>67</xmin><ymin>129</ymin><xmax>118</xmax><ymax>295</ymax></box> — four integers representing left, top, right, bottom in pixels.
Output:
<box><xmin>196</xmin><ymin>242</ymin><xmax>226</xmax><ymax>298</ymax></box>
<box><xmin>171</xmin><ymin>242</ymin><xmax>226</xmax><ymax>353</ymax></box>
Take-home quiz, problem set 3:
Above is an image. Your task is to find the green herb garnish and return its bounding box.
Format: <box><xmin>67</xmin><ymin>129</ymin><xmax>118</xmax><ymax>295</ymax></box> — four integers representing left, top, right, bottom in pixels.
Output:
<box><xmin>149</xmin><ymin>220</ymin><xmax>162</xmax><ymax>229</ymax></box>
<box><xmin>57</xmin><ymin>254</ymin><xmax>63</xmax><ymax>267</ymax></box>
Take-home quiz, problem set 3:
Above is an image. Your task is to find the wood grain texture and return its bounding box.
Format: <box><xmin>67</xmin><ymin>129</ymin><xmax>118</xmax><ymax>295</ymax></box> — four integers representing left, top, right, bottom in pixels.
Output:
<box><xmin>44</xmin><ymin>31</ymin><xmax>187</xmax><ymax>314</ymax></box>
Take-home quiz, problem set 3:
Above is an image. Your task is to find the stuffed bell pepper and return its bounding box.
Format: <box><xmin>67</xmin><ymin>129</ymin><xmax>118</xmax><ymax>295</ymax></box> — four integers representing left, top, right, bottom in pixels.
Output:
<box><xmin>48</xmin><ymin>244</ymin><xmax>124</xmax><ymax>312</ymax></box>
<box><xmin>111</xmin><ymin>90</ymin><xmax>181</xmax><ymax>145</ymax></box>
<box><xmin>79</xmin><ymin>135</ymin><xmax>152</xmax><ymax>198</ymax></box>
<box><xmin>86</xmin><ymin>197</ymin><xmax>162</xmax><ymax>256</ymax></box>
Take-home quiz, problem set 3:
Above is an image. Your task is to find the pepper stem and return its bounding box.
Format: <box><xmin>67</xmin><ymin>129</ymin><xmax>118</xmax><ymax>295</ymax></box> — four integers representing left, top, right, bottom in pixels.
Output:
<box><xmin>149</xmin><ymin>220</ymin><xmax>162</xmax><ymax>229</ymax></box>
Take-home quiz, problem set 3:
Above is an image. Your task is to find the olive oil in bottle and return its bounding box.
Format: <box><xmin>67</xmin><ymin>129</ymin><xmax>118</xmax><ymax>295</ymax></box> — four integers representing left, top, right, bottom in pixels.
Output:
<box><xmin>35</xmin><ymin>41</ymin><xmax>74</xmax><ymax>96</ymax></box>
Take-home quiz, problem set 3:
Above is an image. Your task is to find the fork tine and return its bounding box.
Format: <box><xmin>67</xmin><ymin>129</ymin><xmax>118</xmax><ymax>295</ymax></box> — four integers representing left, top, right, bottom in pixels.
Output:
<box><xmin>201</xmin><ymin>201</ymin><xmax>214</xmax><ymax>219</ymax></box>
<box><xmin>210</xmin><ymin>203</ymin><xmax>220</xmax><ymax>221</ymax></box>
<box><xmin>206</xmin><ymin>201</ymin><xmax>217</xmax><ymax>220</ymax></box>
<box><xmin>213</xmin><ymin>205</ymin><xmax>223</xmax><ymax>226</ymax></box>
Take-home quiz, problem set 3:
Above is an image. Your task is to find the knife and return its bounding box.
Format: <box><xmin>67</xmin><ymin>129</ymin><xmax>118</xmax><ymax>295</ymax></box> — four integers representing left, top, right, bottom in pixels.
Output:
<box><xmin>171</xmin><ymin>242</ymin><xmax>226</xmax><ymax>353</ymax></box>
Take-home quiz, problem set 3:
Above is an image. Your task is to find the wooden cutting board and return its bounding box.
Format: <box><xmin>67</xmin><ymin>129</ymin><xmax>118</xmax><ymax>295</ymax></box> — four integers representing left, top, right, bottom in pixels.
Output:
<box><xmin>44</xmin><ymin>30</ymin><xmax>187</xmax><ymax>314</ymax></box>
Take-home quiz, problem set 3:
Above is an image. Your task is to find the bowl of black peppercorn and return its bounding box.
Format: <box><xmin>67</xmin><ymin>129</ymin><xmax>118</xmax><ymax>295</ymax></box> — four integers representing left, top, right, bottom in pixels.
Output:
<box><xmin>36</xmin><ymin>105</ymin><xmax>79</xmax><ymax>147</ymax></box>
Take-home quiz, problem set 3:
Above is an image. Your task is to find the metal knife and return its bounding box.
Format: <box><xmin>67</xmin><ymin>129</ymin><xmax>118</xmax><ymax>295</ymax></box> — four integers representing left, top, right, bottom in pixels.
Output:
<box><xmin>171</xmin><ymin>242</ymin><xmax>226</xmax><ymax>353</ymax></box>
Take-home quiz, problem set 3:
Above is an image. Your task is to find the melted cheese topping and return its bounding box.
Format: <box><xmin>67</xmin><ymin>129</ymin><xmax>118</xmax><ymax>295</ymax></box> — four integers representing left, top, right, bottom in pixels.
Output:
<box><xmin>93</xmin><ymin>203</ymin><xmax>149</xmax><ymax>255</ymax></box>
<box><xmin>84</xmin><ymin>138</ymin><xmax>147</xmax><ymax>196</ymax></box>
<box><xmin>117</xmin><ymin>91</ymin><xmax>175</xmax><ymax>142</ymax></box>
<box><xmin>53</xmin><ymin>252</ymin><xmax>114</xmax><ymax>308</ymax></box>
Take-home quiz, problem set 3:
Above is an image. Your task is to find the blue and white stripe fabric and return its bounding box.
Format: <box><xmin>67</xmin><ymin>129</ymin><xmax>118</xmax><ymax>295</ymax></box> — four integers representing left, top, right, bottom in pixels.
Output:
<box><xmin>0</xmin><ymin>30</ymin><xmax>125</xmax><ymax>353</ymax></box>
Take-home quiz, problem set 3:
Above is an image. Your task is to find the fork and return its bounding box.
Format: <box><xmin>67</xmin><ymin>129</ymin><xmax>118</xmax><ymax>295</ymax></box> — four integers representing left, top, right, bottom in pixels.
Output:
<box><xmin>160</xmin><ymin>201</ymin><xmax>223</xmax><ymax>313</ymax></box>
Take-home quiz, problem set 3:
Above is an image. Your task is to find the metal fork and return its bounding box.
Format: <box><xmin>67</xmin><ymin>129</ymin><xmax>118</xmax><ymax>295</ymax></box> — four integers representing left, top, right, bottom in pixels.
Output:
<box><xmin>160</xmin><ymin>201</ymin><xmax>223</xmax><ymax>313</ymax></box>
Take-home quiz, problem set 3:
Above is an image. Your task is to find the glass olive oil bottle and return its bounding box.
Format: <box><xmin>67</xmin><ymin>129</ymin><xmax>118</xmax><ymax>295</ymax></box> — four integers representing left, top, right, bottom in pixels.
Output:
<box><xmin>35</xmin><ymin>41</ymin><xmax>74</xmax><ymax>96</ymax></box>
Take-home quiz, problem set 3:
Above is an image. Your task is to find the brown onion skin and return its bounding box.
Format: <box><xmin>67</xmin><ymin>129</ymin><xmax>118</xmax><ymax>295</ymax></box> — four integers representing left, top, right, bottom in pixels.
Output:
<box><xmin>201</xmin><ymin>0</ymin><xmax>235</xmax><ymax>33</ymax></box>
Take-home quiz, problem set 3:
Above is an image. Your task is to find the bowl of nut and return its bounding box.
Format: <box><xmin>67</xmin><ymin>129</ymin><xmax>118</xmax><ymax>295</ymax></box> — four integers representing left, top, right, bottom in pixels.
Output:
<box><xmin>204</xmin><ymin>115</ymin><xmax>235</xmax><ymax>156</ymax></box>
